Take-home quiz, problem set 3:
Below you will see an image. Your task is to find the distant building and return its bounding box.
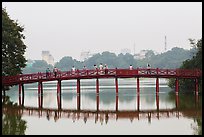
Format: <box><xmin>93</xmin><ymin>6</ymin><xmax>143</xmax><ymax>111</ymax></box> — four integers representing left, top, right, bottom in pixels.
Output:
<box><xmin>42</xmin><ymin>51</ymin><xmax>54</xmax><ymax>66</ymax></box>
<box><xmin>134</xmin><ymin>50</ymin><xmax>148</xmax><ymax>60</ymax></box>
<box><xmin>121</xmin><ymin>48</ymin><xmax>131</xmax><ymax>55</ymax></box>
<box><xmin>134</xmin><ymin>50</ymin><xmax>157</xmax><ymax>60</ymax></box>
<box><xmin>80</xmin><ymin>51</ymin><xmax>92</xmax><ymax>61</ymax></box>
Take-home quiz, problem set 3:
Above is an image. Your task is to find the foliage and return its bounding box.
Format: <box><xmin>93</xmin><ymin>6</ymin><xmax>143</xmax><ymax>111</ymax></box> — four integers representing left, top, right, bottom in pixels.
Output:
<box><xmin>168</xmin><ymin>39</ymin><xmax>202</xmax><ymax>92</ymax></box>
<box><xmin>55</xmin><ymin>56</ymin><xmax>82</xmax><ymax>71</ymax></box>
<box><xmin>23</xmin><ymin>60</ymin><xmax>53</xmax><ymax>73</ymax></box>
<box><xmin>2</xmin><ymin>96</ymin><xmax>27</xmax><ymax>135</ymax></box>
<box><xmin>22</xmin><ymin>47</ymin><xmax>193</xmax><ymax>74</ymax></box>
<box><xmin>2</xmin><ymin>8</ymin><xmax>27</xmax><ymax>76</ymax></box>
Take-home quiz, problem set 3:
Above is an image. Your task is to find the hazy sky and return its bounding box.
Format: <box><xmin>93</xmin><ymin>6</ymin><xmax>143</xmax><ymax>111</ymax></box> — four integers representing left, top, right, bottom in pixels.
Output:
<box><xmin>2</xmin><ymin>2</ymin><xmax>202</xmax><ymax>62</ymax></box>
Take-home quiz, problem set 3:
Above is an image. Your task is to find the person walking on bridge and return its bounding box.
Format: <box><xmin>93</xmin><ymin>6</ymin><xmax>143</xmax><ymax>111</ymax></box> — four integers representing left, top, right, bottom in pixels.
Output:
<box><xmin>53</xmin><ymin>67</ymin><xmax>58</xmax><ymax>77</ymax></box>
<box><xmin>71</xmin><ymin>66</ymin><xmax>76</xmax><ymax>75</ymax></box>
<box><xmin>46</xmin><ymin>68</ymin><xmax>50</xmax><ymax>78</ymax></box>
<box><xmin>147</xmin><ymin>63</ymin><xmax>151</xmax><ymax>74</ymax></box>
<box><xmin>104</xmin><ymin>64</ymin><xmax>108</xmax><ymax>74</ymax></box>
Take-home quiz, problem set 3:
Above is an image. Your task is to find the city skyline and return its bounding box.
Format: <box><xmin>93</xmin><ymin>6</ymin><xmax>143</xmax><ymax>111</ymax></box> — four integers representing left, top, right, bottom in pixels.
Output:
<box><xmin>2</xmin><ymin>2</ymin><xmax>202</xmax><ymax>62</ymax></box>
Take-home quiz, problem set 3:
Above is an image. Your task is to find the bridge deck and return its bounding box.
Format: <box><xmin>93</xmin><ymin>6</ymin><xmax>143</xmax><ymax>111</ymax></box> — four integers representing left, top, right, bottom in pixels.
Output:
<box><xmin>2</xmin><ymin>68</ymin><xmax>202</xmax><ymax>86</ymax></box>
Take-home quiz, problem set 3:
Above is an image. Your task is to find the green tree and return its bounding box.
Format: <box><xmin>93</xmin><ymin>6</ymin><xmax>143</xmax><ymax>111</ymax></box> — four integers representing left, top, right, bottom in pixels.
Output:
<box><xmin>22</xmin><ymin>60</ymin><xmax>53</xmax><ymax>74</ymax></box>
<box><xmin>168</xmin><ymin>39</ymin><xmax>202</xmax><ymax>92</ymax></box>
<box><xmin>2</xmin><ymin>96</ymin><xmax>27</xmax><ymax>135</ymax></box>
<box><xmin>2</xmin><ymin>8</ymin><xmax>27</xmax><ymax>76</ymax></box>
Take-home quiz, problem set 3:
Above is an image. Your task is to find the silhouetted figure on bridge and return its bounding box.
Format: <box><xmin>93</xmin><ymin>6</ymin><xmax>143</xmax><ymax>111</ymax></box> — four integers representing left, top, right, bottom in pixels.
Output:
<box><xmin>129</xmin><ymin>65</ymin><xmax>133</xmax><ymax>70</ymax></box>
<box><xmin>94</xmin><ymin>64</ymin><xmax>97</xmax><ymax>70</ymax></box>
<box><xmin>53</xmin><ymin>67</ymin><xmax>58</xmax><ymax>77</ymax></box>
<box><xmin>104</xmin><ymin>64</ymin><xmax>108</xmax><ymax>74</ymax></box>
<box><xmin>99</xmin><ymin>63</ymin><xmax>103</xmax><ymax>74</ymax></box>
<box><xmin>46</xmin><ymin>68</ymin><xmax>51</xmax><ymax>78</ymax></box>
<box><xmin>71</xmin><ymin>66</ymin><xmax>76</xmax><ymax>75</ymax></box>
<box><xmin>147</xmin><ymin>63</ymin><xmax>151</xmax><ymax>74</ymax></box>
<box><xmin>83</xmin><ymin>65</ymin><xmax>87</xmax><ymax>70</ymax></box>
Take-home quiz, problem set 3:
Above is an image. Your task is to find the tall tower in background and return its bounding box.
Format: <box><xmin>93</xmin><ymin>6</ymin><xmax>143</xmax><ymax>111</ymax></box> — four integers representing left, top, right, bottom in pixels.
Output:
<box><xmin>165</xmin><ymin>36</ymin><xmax>167</xmax><ymax>51</ymax></box>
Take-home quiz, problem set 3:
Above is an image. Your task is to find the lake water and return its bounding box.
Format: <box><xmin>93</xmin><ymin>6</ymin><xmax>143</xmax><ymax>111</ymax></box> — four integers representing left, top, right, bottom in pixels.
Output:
<box><xmin>2</xmin><ymin>78</ymin><xmax>202</xmax><ymax>135</ymax></box>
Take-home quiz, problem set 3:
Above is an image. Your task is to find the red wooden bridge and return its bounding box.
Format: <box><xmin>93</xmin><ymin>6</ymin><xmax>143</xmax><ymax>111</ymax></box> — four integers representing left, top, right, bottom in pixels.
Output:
<box><xmin>2</xmin><ymin>68</ymin><xmax>202</xmax><ymax>98</ymax></box>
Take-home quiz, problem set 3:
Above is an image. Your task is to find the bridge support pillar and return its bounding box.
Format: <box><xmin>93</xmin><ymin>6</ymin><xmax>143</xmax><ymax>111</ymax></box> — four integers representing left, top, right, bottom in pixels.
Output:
<box><xmin>57</xmin><ymin>80</ymin><xmax>62</xmax><ymax>95</ymax></box>
<box><xmin>137</xmin><ymin>77</ymin><xmax>140</xmax><ymax>95</ymax></box>
<box><xmin>137</xmin><ymin>94</ymin><xmax>140</xmax><ymax>112</ymax></box>
<box><xmin>38</xmin><ymin>82</ymin><xmax>43</xmax><ymax>95</ymax></box>
<box><xmin>96</xmin><ymin>78</ymin><xmax>99</xmax><ymax>110</ymax></box>
<box><xmin>77</xmin><ymin>79</ymin><xmax>80</xmax><ymax>110</ymax></box>
<box><xmin>38</xmin><ymin>82</ymin><xmax>43</xmax><ymax>108</ymax></box>
<box><xmin>57</xmin><ymin>80</ymin><xmax>62</xmax><ymax>109</ymax></box>
<box><xmin>77</xmin><ymin>79</ymin><xmax>80</xmax><ymax>95</ymax></box>
<box><xmin>96</xmin><ymin>95</ymin><xmax>99</xmax><ymax>111</ymax></box>
<box><xmin>175</xmin><ymin>78</ymin><xmax>179</xmax><ymax>95</ymax></box>
<box><xmin>156</xmin><ymin>94</ymin><xmax>159</xmax><ymax>111</ymax></box>
<box><xmin>116</xmin><ymin>94</ymin><xmax>118</xmax><ymax>111</ymax></box>
<box><xmin>115</xmin><ymin>77</ymin><xmax>118</xmax><ymax>96</ymax></box>
<box><xmin>96</xmin><ymin>78</ymin><xmax>99</xmax><ymax>96</ymax></box>
<box><xmin>195</xmin><ymin>78</ymin><xmax>199</xmax><ymax>95</ymax></box>
<box><xmin>156</xmin><ymin>78</ymin><xmax>159</xmax><ymax>95</ymax></box>
<box><xmin>77</xmin><ymin>94</ymin><xmax>81</xmax><ymax>110</ymax></box>
<box><xmin>175</xmin><ymin>93</ymin><xmax>179</xmax><ymax>109</ymax></box>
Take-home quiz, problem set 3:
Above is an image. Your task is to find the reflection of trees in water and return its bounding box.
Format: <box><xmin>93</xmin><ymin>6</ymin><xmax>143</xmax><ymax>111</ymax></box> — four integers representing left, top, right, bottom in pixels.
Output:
<box><xmin>61</xmin><ymin>92</ymin><xmax>75</xmax><ymax>100</ymax></box>
<box><xmin>81</xmin><ymin>91</ymin><xmax>135</xmax><ymax>105</ymax></box>
<box><xmin>168</xmin><ymin>91</ymin><xmax>202</xmax><ymax>135</ymax></box>
<box><xmin>2</xmin><ymin>96</ymin><xmax>27</xmax><ymax>135</ymax></box>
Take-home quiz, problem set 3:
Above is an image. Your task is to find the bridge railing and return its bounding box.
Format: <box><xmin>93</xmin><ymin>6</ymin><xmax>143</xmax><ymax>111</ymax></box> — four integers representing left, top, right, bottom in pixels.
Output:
<box><xmin>176</xmin><ymin>69</ymin><xmax>202</xmax><ymax>77</ymax></box>
<box><xmin>2</xmin><ymin>68</ymin><xmax>202</xmax><ymax>86</ymax></box>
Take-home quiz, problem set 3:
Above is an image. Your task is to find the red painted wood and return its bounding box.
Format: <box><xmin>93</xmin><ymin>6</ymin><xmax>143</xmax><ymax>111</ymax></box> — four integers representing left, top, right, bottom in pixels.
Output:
<box><xmin>2</xmin><ymin>68</ymin><xmax>202</xmax><ymax>86</ymax></box>
<box><xmin>137</xmin><ymin>77</ymin><xmax>140</xmax><ymax>94</ymax></box>
<box><xmin>96</xmin><ymin>78</ymin><xmax>99</xmax><ymax>96</ymax></box>
<box><xmin>116</xmin><ymin>95</ymin><xmax>118</xmax><ymax>111</ymax></box>
<box><xmin>115</xmin><ymin>78</ymin><xmax>118</xmax><ymax>95</ymax></box>
<box><xmin>175</xmin><ymin>78</ymin><xmax>179</xmax><ymax>95</ymax></box>
<box><xmin>96</xmin><ymin>95</ymin><xmax>99</xmax><ymax>111</ymax></box>
<box><xmin>137</xmin><ymin>95</ymin><xmax>140</xmax><ymax>111</ymax></box>
<box><xmin>156</xmin><ymin>78</ymin><xmax>159</xmax><ymax>94</ymax></box>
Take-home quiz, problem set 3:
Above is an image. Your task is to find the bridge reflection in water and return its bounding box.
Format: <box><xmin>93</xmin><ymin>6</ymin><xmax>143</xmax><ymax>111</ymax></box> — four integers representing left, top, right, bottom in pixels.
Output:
<box><xmin>2</xmin><ymin>93</ymin><xmax>201</xmax><ymax>124</ymax></box>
